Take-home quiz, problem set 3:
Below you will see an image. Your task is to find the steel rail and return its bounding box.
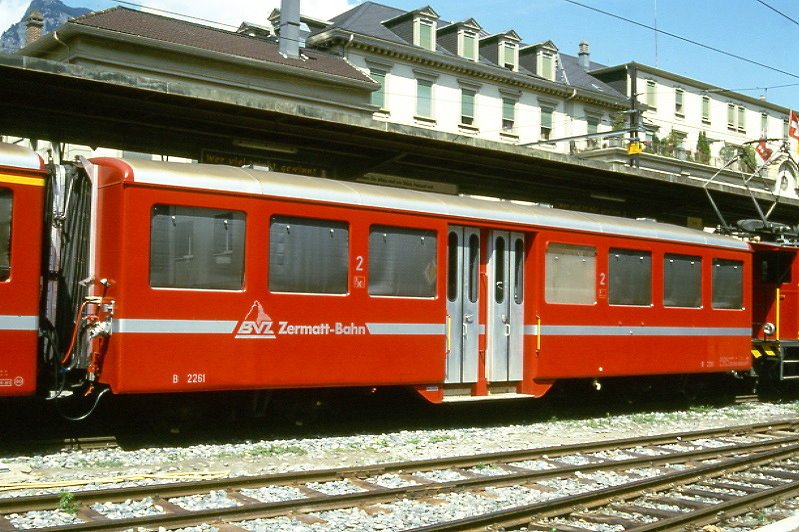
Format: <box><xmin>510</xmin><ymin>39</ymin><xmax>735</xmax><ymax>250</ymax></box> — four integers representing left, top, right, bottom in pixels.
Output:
<box><xmin>2</xmin><ymin>418</ymin><xmax>797</xmax><ymax>515</ymax></box>
<box><xmin>629</xmin><ymin>479</ymin><xmax>799</xmax><ymax>531</ymax></box>
<box><xmin>408</xmin><ymin>443</ymin><xmax>799</xmax><ymax>531</ymax></box>
<box><xmin>7</xmin><ymin>428</ymin><xmax>799</xmax><ymax>530</ymax></box>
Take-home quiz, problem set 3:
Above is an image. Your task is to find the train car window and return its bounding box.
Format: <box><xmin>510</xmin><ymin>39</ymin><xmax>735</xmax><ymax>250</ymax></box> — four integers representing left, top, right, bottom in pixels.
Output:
<box><xmin>468</xmin><ymin>234</ymin><xmax>479</xmax><ymax>303</ymax></box>
<box><xmin>369</xmin><ymin>226</ymin><xmax>437</xmax><ymax>297</ymax></box>
<box><xmin>494</xmin><ymin>236</ymin><xmax>506</xmax><ymax>304</ymax></box>
<box><xmin>545</xmin><ymin>243</ymin><xmax>596</xmax><ymax>305</ymax></box>
<box><xmin>514</xmin><ymin>238</ymin><xmax>524</xmax><ymax>304</ymax></box>
<box><xmin>150</xmin><ymin>205</ymin><xmax>245</xmax><ymax>290</ymax></box>
<box><xmin>609</xmin><ymin>248</ymin><xmax>652</xmax><ymax>306</ymax></box>
<box><xmin>712</xmin><ymin>258</ymin><xmax>744</xmax><ymax>309</ymax></box>
<box><xmin>0</xmin><ymin>188</ymin><xmax>10</xmax><ymax>281</ymax></box>
<box><xmin>447</xmin><ymin>232</ymin><xmax>458</xmax><ymax>302</ymax></box>
<box><xmin>269</xmin><ymin>216</ymin><xmax>348</xmax><ymax>294</ymax></box>
<box><xmin>664</xmin><ymin>254</ymin><xmax>701</xmax><ymax>308</ymax></box>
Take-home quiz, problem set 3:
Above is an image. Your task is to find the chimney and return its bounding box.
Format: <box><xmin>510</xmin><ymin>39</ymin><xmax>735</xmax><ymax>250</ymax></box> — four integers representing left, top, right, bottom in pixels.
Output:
<box><xmin>25</xmin><ymin>10</ymin><xmax>44</xmax><ymax>45</ymax></box>
<box><xmin>578</xmin><ymin>41</ymin><xmax>590</xmax><ymax>70</ymax></box>
<box><xmin>278</xmin><ymin>0</ymin><xmax>301</xmax><ymax>59</ymax></box>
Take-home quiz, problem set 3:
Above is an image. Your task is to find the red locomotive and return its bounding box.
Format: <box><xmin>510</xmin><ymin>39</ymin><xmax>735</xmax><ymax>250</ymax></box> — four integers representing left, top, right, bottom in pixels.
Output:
<box><xmin>0</xmin><ymin>140</ymin><xmax>792</xmax><ymax>419</ymax></box>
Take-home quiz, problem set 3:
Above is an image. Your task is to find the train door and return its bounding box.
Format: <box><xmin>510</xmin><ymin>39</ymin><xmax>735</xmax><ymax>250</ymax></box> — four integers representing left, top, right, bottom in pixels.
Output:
<box><xmin>445</xmin><ymin>226</ymin><xmax>480</xmax><ymax>383</ymax></box>
<box><xmin>487</xmin><ymin>231</ymin><xmax>525</xmax><ymax>382</ymax></box>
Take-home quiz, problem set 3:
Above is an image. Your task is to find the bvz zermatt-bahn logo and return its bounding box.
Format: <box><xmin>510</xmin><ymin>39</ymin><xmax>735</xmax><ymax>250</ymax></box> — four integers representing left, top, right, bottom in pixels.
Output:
<box><xmin>234</xmin><ymin>300</ymin><xmax>368</xmax><ymax>339</ymax></box>
<box><xmin>235</xmin><ymin>301</ymin><xmax>276</xmax><ymax>339</ymax></box>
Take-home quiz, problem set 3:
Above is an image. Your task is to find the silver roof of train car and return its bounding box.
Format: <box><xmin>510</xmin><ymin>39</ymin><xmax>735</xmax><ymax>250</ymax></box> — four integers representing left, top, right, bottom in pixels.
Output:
<box><xmin>0</xmin><ymin>143</ymin><xmax>43</xmax><ymax>171</ymax></box>
<box><xmin>120</xmin><ymin>159</ymin><xmax>749</xmax><ymax>251</ymax></box>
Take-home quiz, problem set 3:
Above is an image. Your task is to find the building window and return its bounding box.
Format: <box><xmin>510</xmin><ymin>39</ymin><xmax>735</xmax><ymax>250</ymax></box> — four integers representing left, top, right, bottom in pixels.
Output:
<box><xmin>501</xmin><ymin>41</ymin><xmax>517</xmax><ymax>70</ymax></box>
<box><xmin>0</xmin><ymin>188</ymin><xmax>10</xmax><ymax>282</ymax></box>
<box><xmin>761</xmin><ymin>113</ymin><xmax>768</xmax><ymax>137</ymax></box>
<box><xmin>664</xmin><ymin>254</ymin><xmax>701</xmax><ymax>308</ymax></box>
<box><xmin>609</xmin><ymin>249</ymin><xmax>652</xmax><ymax>306</ymax></box>
<box><xmin>712</xmin><ymin>258</ymin><xmax>743</xmax><ymax>309</ymax></box>
<box><xmin>586</xmin><ymin>115</ymin><xmax>599</xmax><ymax>148</ymax></box>
<box><xmin>416</xmin><ymin>79</ymin><xmax>433</xmax><ymax>118</ymax></box>
<box><xmin>646</xmin><ymin>80</ymin><xmax>657</xmax><ymax>109</ymax></box>
<box><xmin>150</xmin><ymin>205</ymin><xmax>246</xmax><ymax>290</ymax></box>
<box><xmin>785</xmin><ymin>119</ymin><xmax>790</xmax><ymax>139</ymax></box>
<box><xmin>269</xmin><ymin>216</ymin><xmax>349</xmax><ymax>294</ymax></box>
<box><xmin>727</xmin><ymin>104</ymin><xmax>736</xmax><ymax>131</ymax></box>
<box><xmin>674</xmin><ymin>88</ymin><xmax>684</xmax><ymax>117</ymax></box>
<box><xmin>673</xmin><ymin>130</ymin><xmax>687</xmax><ymax>150</ymax></box>
<box><xmin>502</xmin><ymin>97</ymin><xmax>516</xmax><ymax>132</ymax></box>
<box><xmin>545</xmin><ymin>243</ymin><xmax>596</xmax><ymax>305</ymax></box>
<box><xmin>737</xmin><ymin>106</ymin><xmax>746</xmax><ymax>133</ymax></box>
<box><xmin>701</xmin><ymin>96</ymin><xmax>710</xmax><ymax>123</ymax></box>
<box><xmin>540</xmin><ymin>51</ymin><xmax>555</xmax><ymax>80</ymax></box>
<box><xmin>461</xmin><ymin>88</ymin><xmax>476</xmax><ymax>126</ymax></box>
<box><xmin>370</xmin><ymin>68</ymin><xmax>386</xmax><ymax>109</ymax></box>
<box><xmin>416</xmin><ymin>19</ymin><xmax>435</xmax><ymax>50</ymax></box>
<box><xmin>461</xmin><ymin>31</ymin><xmax>477</xmax><ymax>61</ymax></box>
<box><xmin>540</xmin><ymin>106</ymin><xmax>553</xmax><ymax>141</ymax></box>
<box><xmin>369</xmin><ymin>226</ymin><xmax>437</xmax><ymax>297</ymax></box>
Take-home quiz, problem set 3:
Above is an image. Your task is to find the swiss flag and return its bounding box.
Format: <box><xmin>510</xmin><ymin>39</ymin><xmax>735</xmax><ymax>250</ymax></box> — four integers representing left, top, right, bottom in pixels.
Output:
<box><xmin>790</xmin><ymin>110</ymin><xmax>799</xmax><ymax>141</ymax></box>
<box><xmin>756</xmin><ymin>138</ymin><xmax>773</xmax><ymax>161</ymax></box>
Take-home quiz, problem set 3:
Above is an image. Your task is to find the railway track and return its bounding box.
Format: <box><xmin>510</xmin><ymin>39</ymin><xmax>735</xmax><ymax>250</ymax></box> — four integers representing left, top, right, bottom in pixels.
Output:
<box><xmin>0</xmin><ymin>436</ymin><xmax>118</xmax><ymax>457</ymax></box>
<box><xmin>3</xmin><ymin>420</ymin><xmax>799</xmax><ymax>531</ymax></box>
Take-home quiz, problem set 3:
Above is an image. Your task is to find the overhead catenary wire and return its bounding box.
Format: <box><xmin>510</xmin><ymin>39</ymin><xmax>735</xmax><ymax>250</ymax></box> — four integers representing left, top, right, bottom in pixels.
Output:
<box><xmin>755</xmin><ymin>0</ymin><xmax>799</xmax><ymax>28</ymax></box>
<box><xmin>560</xmin><ymin>0</ymin><xmax>799</xmax><ymax>81</ymax></box>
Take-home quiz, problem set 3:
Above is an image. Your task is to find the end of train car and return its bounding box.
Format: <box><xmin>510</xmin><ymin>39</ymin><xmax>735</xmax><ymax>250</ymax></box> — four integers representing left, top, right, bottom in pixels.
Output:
<box><xmin>0</xmin><ymin>143</ymin><xmax>46</xmax><ymax>397</ymax></box>
<box><xmin>750</xmin><ymin>240</ymin><xmax>799</xmax><ymax>385</ymax></box>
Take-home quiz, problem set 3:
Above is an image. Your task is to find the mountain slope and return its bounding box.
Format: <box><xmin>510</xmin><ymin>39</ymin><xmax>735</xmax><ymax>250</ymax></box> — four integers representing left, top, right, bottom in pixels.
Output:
<box><xmin>0</xmin><ymin>0</ymin><xmax>89</xmax><ymax>52</ymax></box>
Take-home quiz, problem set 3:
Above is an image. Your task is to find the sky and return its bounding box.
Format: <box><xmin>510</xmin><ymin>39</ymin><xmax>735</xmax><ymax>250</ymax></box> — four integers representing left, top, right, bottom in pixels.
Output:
<box><xmin>1</xmin><ymin>0</ymin><xmax>797</xmax><ymax>110</ymax></box>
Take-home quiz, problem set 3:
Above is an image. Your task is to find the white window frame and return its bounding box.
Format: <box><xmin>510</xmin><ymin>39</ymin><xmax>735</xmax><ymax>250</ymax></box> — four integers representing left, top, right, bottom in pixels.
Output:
<box><xmin>415</xmin><ymin>18</ymin><xmax>436</xmax><ymax>50</ymax></box>
<box><xmin>460</xmin><ymin>30</ymin><xmax>478</xmax><ymax>61</ymax></box>
<box><xmin>500</xmin><ymin>41</ymin><xmax>517</xmax><ymax>71</ymax></box>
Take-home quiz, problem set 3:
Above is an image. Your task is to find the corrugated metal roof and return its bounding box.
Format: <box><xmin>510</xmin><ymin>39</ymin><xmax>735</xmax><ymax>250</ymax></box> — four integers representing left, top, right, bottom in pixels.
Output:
<box><xmin>118</xmin><ymin>158</ymin><xmax>748</xmax><ymax>251</ymax></box>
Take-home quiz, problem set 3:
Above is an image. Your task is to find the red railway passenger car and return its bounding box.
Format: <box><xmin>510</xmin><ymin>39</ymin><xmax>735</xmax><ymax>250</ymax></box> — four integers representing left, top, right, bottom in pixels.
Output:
<box><xmin>75</xmin><ymin>155</ymin><xmax>753</xmax><ymax>403</ymax></box>
<box><xmin>0</xmin><ymin>143</ymin><xmax>46</xmax><ymax>396</ymax></box>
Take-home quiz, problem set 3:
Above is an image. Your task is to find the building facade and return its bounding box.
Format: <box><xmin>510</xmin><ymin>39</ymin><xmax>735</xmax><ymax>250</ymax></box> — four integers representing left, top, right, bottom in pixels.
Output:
<box><xmin>306</xmin><ymin>3</ymin><xmax>628</xmax><ymax>153</ymax></box>
<box><xmin>591</xmin><ymin>63</ymin><xmax>796</xmax><ymax>196</ymax></box>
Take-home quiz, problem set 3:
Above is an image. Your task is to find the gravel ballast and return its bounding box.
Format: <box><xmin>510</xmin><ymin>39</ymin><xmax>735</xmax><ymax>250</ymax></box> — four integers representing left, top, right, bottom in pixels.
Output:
<box><xmin>1</xmin><ymin>399</ymin><xmax>798</xmax><ymax>530</ymax></box>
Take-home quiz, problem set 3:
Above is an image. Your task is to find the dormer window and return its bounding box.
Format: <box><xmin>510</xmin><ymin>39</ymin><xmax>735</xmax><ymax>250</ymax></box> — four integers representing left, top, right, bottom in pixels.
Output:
<box><xmin>480</xmin><ymin>31</ymin><xmax>521</xmax><ymax>71</ymax></box>
<box><xmin>500</xmin><ymin>41</ymin><xmax>517</xmax><ymax>70</ymax></box>
<box><xmin>460</xmin><ymin>30</ymin><xmax>477</xmax><ymax>61</ymax></box>
<box><xmin>519</xmin><ymin>41</ymin><xmax>558</xmax><ymax>82</ymax></box>
<box><xmin>383</xmin><ymin>6</ymin><xmax>440</xmax><ymax>52</ymax></box>
<box><xmin>540</xmin><ymin>50</ymin><xmax>555</xmax><ymax>81</ymax></box>
<box><xmin>415</xmin><ymin>17</ymin><xmax>436</xmax><ymax>50</ymax></box>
